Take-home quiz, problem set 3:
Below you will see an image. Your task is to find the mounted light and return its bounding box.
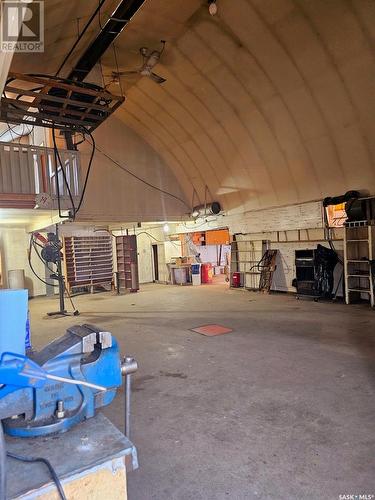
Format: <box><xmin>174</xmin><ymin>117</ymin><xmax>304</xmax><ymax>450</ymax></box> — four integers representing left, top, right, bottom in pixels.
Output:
<box><xmin>163</xmin><ymin>223</ymin><xmax>170</xmax><ymax>233</ymax></box>
<box><xmin>208</xmin><ymin>0</ymin><xmax>218</xmax><ymax>16</ymax></box>
<box><xmin>191</xmin><ymin>201</ymin><xmax>221</xmax><ymax>219</ymax></box>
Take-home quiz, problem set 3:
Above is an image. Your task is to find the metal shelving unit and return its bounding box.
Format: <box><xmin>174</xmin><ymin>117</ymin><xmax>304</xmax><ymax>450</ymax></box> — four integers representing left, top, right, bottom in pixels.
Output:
<box><xmin>344</xmin><ymin>223</ymin><xmax>374</xmax><ymax>307</ymax></box>
<box><xmin>230</xmin><ymin>238</ymin><xmax>269</xmax><ymax>289</ymax></box>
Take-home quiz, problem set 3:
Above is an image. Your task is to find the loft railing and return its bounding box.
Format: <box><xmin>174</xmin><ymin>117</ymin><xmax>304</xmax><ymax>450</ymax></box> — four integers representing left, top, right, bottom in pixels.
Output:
<box><xmin>0</xmin><ymin>141</ymin><xmax>81</xmax><ymax>209</ymax></box>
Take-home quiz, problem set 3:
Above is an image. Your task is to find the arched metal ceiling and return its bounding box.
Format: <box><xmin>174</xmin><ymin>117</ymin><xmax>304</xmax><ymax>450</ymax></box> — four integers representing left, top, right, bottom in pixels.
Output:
<box><xmin>11</xmin><ymin>0</ymin><xmax>375</xmax><ymax>213</ymax></box>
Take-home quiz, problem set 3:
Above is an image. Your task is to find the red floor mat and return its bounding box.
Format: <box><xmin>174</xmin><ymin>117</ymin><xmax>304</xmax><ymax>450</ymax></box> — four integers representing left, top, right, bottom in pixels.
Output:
<box><xmin>190</xmin><ymin>324</ymin><xmax>233</xmax><ymax>336</ymax></box>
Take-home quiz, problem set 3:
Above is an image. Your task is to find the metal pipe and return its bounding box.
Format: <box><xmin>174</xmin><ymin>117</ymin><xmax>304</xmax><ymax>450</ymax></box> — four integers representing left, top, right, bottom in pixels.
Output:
<box><xmin>68</xmin><ymin>0</ymin><xmax>147</xmax><ymax>82</ymax></box>
<box><xmin>121</xmin><ymin>356</ymin><xmax>138</xmax><ymax>437</ymax></box>
<box><xmin>55</xmin><ymin>0</ymin><xmax>107</xmax><ymax>77</ymax></box>
<box><xmin>125</xmin><ymin>366</ymin><xmax>131</xmax><ymax>437</ymax></box>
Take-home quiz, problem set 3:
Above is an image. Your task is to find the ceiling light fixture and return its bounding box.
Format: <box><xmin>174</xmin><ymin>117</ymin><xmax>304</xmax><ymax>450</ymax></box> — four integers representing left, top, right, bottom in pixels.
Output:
<box><xmin>163</xmin><ymin>223</ymin><xmax>170</xmax><ymax>233</ymax></box>
<box><xmin>208</xmin><ymin>0</ymin><xmax>218</xmax><ymax>16</ymax></box>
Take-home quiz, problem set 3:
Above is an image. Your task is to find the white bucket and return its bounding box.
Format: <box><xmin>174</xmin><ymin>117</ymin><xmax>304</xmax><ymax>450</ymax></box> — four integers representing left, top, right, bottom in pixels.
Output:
<box><xmin>192</xmin><ymin>274</ymin><xmax>201</xmax><ymax>286</ymax></box>
<box><xmin>8</xmin><ymin>269</ymin><xmax>25</xmax><ymax>289</ymax></box>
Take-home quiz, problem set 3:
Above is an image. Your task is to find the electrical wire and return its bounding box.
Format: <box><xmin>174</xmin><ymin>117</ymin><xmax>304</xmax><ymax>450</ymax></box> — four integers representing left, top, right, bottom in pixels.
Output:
<box><xmin>90</xmin><ymin>140</ymin><xmax>191</xmax><ymax>211</ymax></box>
<box><xmin>31</xmin><ymin>238</ymin><xmax>58</xmax><ymax>280</ymax></box>
<box><xmin>30</xmin><ymin>235</ymin><xmax>79</xmax><ymax>313</ymax></box>
<box><xmin>55</xmin><ymin>0</ymin><xmax>107</xmax><ymax>76</ymax></box>
<box><xmin>136</xmin><ymin>231</ymin><xmax>181</xmax><ymax>249</ymax></box>
<box><xmin>7</xmin><ymin>452</ymin><xmax>66</xmax><ymax>500</ymax></box>
<box><xmin>112</xmin><ymin>43</ymin><xmax>124</xmax><ymax>97</ymax></box>
<box><xmin>0</xmin><ymin>122</ymin><xmax>33</xmax><ymax>141</ymax></box>
<box><xmin>75</xmin><ymin>126</ymin><xmax>96</xmax><ymax>215</ymax></box>
<box><xmin>28</xmin><ymin>235</ymin><xmax>59</xmax><ymax>288</ymax></box>
<box><xmin>52</xmin><ymin>125</ymin><xmax>76</xmax><ymax>219</ymax></box>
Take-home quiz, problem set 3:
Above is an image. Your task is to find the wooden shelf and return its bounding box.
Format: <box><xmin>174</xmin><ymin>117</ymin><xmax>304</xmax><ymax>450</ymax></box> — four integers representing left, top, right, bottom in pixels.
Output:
<box><xmin>63</xmin><ymin>235</ymin><xmax>113</xmax><ymax>293</ymax></box>
<box><xmin>115</xmin><ymin>235</ymin><xmax>139</xmax><ymax>292</ymax></box>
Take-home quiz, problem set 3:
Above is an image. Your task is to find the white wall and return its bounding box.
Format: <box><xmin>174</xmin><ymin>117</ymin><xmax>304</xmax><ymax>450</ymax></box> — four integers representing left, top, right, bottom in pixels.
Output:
<box><xmin>3</xmin><ymin>200</ymin><xmax>339</xmax><ymax>295</ymax></box>
<box><xmin>133</xmin><ymin>227</ymin><xmax>182</xmax><ymax>284</ymax></box>
<box><xmin>190</xmin><ymin>244</ymin><xmax>231</xmax><ymax>266</ymax></box>
<box><xmin>0</xmin><ymin>227</ymin><xmax>47</xmax><ymax>297</ymax></box>
<box><xmin>77</xmin><ymin>116</ymin><xmax>189</xmax><ymax>223</ymax></box>
<box><xmin>176</xmin><ymin>200</ymin><xmax>344</xmax><ymax>294</ymax></box>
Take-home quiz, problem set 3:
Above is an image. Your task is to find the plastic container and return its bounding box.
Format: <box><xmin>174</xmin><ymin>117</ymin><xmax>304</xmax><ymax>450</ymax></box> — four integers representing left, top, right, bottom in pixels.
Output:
<box><xmin>0</xmin><ymin>289</ymin><xmax>28</xmax><ymax>356</ymax></box>
<box><xmin>232</xmin><ymin>272</ymin><xmax>241</xmax><ymax>288</ymax></box>
<box><xmin>8</xmin><ymin>269</ymin><xmax>25</xmax><ymax>289</ymax></box>
<box><xmin>174</xmin><ymin>268</ymin><xmax>187</xmax><ymax>284</ymax></box>
<box><xmin>201</xmin><ymin>263</ymin><xmax>213</xmax><ymax>284</ymax></box>
<box><xmin>192</xmin><ymin>274</ymin><xmax>201</xmax><ymax>286</ymax></box>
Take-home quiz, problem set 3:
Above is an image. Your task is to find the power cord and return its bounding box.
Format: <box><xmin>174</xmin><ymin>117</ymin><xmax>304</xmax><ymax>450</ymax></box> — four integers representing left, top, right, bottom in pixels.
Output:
<box><xmin>75</xmin><ymin>126</ymin><xmax>96</xmax><ymax>215</ymax></box>
<box><xmin>0</xmin><ymin>422</ymin><xmax>66</xmax><ymax>500</ymax></box>
<box><xmin>28</xmin><ymin>234</ymin><xmax>58</xmax><ymax>288</ymax></box>
<box><xmin>52</xmin><ymin>125</ymin><xmax>76</xmax><ymax>220</ymax></box>
<box><xmin>7</xmin><ymin>452</ymin><xmax>66</xmax><ymax>500</ymax></box>
<box><xmin>28</xmin><ymin>234</ymin><xmax>79</xmax><ymax>314</ymax></box>
<box><xmin>88</xmin><ymin>139</ymin><xmax>191</xmax><ymax>211</ymax></box>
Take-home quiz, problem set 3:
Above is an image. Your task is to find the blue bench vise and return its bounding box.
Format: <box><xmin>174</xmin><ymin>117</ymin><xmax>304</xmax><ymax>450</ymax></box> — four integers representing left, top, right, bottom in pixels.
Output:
<box><xmin>0</xmin><ymin>324</ymin><xmax>130</xmax><ymax>438</ymax></box>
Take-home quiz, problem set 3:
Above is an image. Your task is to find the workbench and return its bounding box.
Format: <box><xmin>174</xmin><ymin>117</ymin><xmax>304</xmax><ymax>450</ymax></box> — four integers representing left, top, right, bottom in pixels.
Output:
<box><xmin>6</xmin><ymin>413</ymin><xmax>138</xmax><ymax>499</ymax></box>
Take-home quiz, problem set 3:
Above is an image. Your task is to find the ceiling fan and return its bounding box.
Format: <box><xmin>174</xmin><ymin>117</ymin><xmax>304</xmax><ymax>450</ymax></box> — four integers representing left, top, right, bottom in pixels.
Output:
<box><xmin>110</xmin><ymin>40</ymin><xmax>167</xmax><ymax>85</ymax></box>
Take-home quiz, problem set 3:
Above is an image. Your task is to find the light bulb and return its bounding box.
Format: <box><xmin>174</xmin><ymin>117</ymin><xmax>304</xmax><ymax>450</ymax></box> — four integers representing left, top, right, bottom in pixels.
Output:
<box><xmin>209</xmin><ymin>2</ymin><xmax>217</xmax><ymax>15</ymax></box>
<box><xmin>163</xmin><ymin>223</ymin><xmax>170</xmax><ymax>233</ymax></box>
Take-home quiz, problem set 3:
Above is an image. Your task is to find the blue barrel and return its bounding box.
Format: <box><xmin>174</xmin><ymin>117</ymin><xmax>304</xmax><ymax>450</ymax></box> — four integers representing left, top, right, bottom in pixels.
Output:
<box><xmin>191</xmin><ymin>264</ymin><xmax>201</xmax><ymax>275</ymax></box>
<box><xmin>0</xmin><ymin>289</ymin><xmax>28</xmax><ymax>356</ymax></box>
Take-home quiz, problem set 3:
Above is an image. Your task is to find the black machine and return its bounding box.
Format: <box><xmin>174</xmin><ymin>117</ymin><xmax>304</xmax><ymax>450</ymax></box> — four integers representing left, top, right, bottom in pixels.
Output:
<box><xmin>293</xmin><ymin>245</ymin><xmax>338</xmax><ymax>299</ymax></box>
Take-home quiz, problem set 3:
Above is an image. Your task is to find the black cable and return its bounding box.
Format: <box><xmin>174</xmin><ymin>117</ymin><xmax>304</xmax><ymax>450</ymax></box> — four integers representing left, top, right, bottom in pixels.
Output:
<box><xmin>0</xmin><ymin>423</ymin><xmax>6</xmax><ymax>500</ymax></box>
<box><xmin>52</xmin><ymin>125</ymin><xmax>76</xmax><ymax>219</ymax></box>
<box><xmin>7</xmin><ymin>452</ymin><xmax>66</xmax><ymax>500</ymax></box>
<box><xmin>31</xmin><ymin>235</ymin><xmax>78</xmax><ymax>312</ymax></box>
<box><xmin>0</xmin><ymin>122</ymin><xmax>33</xmax><ymax>140</ymax></box>
<box><xmin>31</xmin><ymin>238</ymin><xmax>56</xmax><ymax>277</ymax></box>
<box><xmin>91</xmin><ymin>140</ymin><xmax>191</xmax><ymax>211</ymax></box>
<box><xmin>55</xmin><ymin>0</ymin><xmax>107</xmax><ymax>76</ymax></box>
<box><xmin>28</xmin><ymin>235</ymin><xmax>59</xmax><ymax>288</ymax></box>
<box><xmin>52</xmin><ymin>133</ymin><xmax>64</xmax><ymax>219</ymax></box>
<box><xmin>75</xmin><ymin>126</ymin><xmax>96</xmax><ymax>215</ymax></box>
<box><xmin>136</xmin><ymin>231</ymin><xmax>181</xmax><ymax>249</ymax></box>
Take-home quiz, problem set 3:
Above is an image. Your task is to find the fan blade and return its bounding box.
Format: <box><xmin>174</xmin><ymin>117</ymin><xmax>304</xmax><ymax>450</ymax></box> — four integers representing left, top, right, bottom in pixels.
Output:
<box><xmin>149</xmin><ymin>72</ymin><xmax>166</xmax><ymax>84</ymax></box>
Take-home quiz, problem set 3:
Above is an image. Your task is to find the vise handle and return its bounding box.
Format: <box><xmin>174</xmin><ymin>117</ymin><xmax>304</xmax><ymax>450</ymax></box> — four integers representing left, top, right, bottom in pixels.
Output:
<box><xmin>0</xmin><ymin>353</ymin><xmax>106</xmax><ymax>394</ymax></box>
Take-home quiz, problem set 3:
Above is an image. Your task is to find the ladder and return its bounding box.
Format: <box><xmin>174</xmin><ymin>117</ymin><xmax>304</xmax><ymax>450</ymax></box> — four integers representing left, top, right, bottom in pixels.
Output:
<box><xmin>258</xmin><ymin>250</ymin><xmax>278</xmax><ymax>293</ymax></box>
<box><xmin>344</xmin><ymin>221</ymin><xmax>374</xmax><ymax>307</ymax></box>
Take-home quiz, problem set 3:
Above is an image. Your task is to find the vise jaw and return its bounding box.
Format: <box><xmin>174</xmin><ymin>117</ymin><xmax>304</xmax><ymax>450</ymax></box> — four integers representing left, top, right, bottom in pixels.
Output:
<box><xmin>0</xmin><ymin>324</ymin><xmax>123</xmax><ymax>437</ymax></box>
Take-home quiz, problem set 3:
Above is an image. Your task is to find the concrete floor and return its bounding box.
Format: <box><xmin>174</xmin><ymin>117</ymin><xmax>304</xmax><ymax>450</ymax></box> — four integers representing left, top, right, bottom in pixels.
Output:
<box><xmin>29</xmin><ymin>283</ymin><xmax>375</xmax><ymax>500</ymax></box>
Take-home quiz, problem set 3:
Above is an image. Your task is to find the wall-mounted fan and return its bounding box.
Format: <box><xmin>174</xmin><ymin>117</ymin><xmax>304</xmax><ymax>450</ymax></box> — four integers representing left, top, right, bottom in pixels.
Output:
<box><xmin>111</xmin><ymin>40</ymin><xmax>167</xmax><ymax>84</ymax></box>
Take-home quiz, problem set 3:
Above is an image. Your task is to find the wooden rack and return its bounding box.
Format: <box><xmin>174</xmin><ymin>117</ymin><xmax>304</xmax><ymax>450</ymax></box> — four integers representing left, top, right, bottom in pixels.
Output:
<box><xmin>1</xmin><ymin>72</ymin><xmax>124</xmax><ymax>132</ymax></box>
<box><xmin>63</xmin><ymin>235</ymin><xmax>113</xmax><ymax>293</ymax></box>
<box><xmin>116</xmin><ymin>235</ymin><xmax>139</xmax><ymax>293</ymax></box>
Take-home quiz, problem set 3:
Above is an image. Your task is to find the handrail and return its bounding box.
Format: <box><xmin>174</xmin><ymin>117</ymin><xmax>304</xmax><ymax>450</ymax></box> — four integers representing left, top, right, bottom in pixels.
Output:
<box><xmin>0</xmin><ymin>141</ymin><xmax>81</xmax><ymax>203</ymax></box>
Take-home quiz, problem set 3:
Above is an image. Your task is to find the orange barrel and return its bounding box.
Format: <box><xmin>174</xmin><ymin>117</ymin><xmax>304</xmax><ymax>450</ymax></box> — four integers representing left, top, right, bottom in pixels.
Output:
<box><xmin>232</xmin><ymin>272</ymin><xmax>241</xmax><ymax>288</ymax></box>
<box><xmin>201</xmin><ymin>263</ymin><xmax>213</xmax><ymax>284</ymax></box>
